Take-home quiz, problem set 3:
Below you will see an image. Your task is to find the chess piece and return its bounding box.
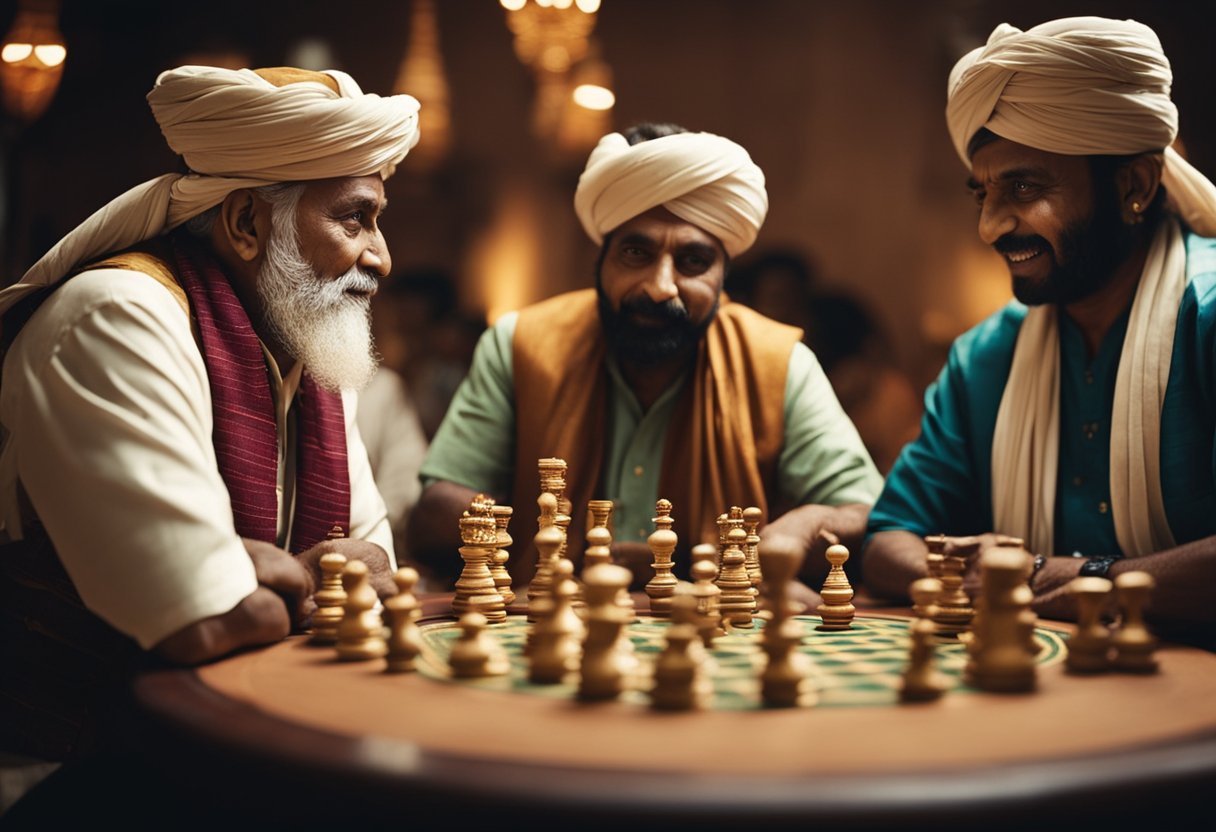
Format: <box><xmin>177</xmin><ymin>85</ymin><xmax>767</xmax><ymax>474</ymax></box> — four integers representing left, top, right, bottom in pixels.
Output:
<box><xmin>757</xmin><ymin>534</ymin><xmax>816</xmax><ymax>707</ymax></box>
<box><xmin>1066</xmin><ymin>576</ymin><xmax>1113</xmax><ymax>673</ymax></box>
<box><xmin>538</xmin><ymin>457</ymin><xmax>572</xmax><ymax>560</ymax></box>
<box><xmin>743</xmin><ymin>506</ymin><xmax>764</xmax><ymax>592</ymax></box>
<box><xmin>933</xmin><ymin>538</ymin><xmax>977</xmax><ymax>635</ymax></box>
<box><xmin>336</xmin><ymin>560</ymin><xmax>388</xmax><ymax>662</ymax></box>
<box><xmin>527</xmin><ymin>491</ymin><xmax>562</xmax><ymax>620</ymax></box>
<box><xmin>384</xmin><ymin>567</ymin><xmax>424</xmax><ymax>673</ymax></box>
<box><xmin>528</xmin><ymin>559</ymin><xmax>585</xmax><ymax>684</ymax></box>
<box><xmin>310</xmin><ymin>552</ymin><xmax>347</xmax><ymax>645</ymax></box>
<box><xmin>817</xmin><ymin>543</ymin><xmax>855</xmax><ymax>630</ymax></box>
<box><xmin>1112</xmin><ymin>571</ymin><xmax>1158</xmax><ymax>674</ymax></box>
<box><xmin>490</xmin><ymin>505</ymin><xmax>516</xmax><ymax>608</ymax></box>
<box><xmin>453</xmin><ymin>504</ymin><xmax>506</xmax><ymax>623</ymax></box>
<box><xmin>645</xmin><ymin>499</ymin><xmax>679</xmax><ymax>617</ymax></box>
<box><xmin>690</xmin><ymin>543</ymin><xmax>719</xmax><ymax>571</ymax></box>
<box><xmin>716</xmin><ymin>527</ymin><xmax>756</xmax><ymax>629</ymax></box>
<box><xmin>650</xmin><ymin>594</ymin><xmax>713</xmax><ymax>711</ymax></box>
<box><xmin>690</xmin><ymin>559</ymin><xmax>724</xmax><ymax>648</ymax></box>
<box><xmin>924</xmin><ymin>533</ymin><xmax>948</xmax><ymax>582</ymax></box>
<box><xmin>964</xmin><ymin>547</ymin><xmax>1036</xmax><ymax>693</ymax></box>
<box><xmin>584</xmin><ymin>500</ymin><xmax>614</xmax><ymax>572</ymax></box>
<box><xmin>578</xmin><ymin>563</ymin><xmax>635</xmax><ymax>701</ymax></box>
<box><xmin>449</xmin><ymin>608</ymin><xmax>510</xmax><ymax>678</ymax></box>
<box><xmin>900</xmin><ymin>578</ymin><xmax>949</xmax><ymax>701</ymax></box>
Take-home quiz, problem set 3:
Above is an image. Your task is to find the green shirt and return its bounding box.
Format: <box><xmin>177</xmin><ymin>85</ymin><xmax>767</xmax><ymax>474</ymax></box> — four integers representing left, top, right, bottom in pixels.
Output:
<box><xmin>421</xmin><ymin>311</ymin><xmax>883</xmax><ymax>542</ymax></box>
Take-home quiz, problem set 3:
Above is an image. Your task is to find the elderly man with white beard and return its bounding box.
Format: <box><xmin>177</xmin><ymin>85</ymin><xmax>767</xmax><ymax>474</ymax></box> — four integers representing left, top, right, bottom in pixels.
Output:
<box><xmin>0</xmin><ymin>66</ymin><xmax>420</xmax><ymax>761</ymax></box>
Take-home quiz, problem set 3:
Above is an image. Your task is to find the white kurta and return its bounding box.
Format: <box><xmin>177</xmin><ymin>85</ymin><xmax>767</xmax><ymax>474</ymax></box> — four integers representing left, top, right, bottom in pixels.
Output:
<box><xmin>0</xmin><ymin>267</ymin><xmax>393</xmax><ymax>649</ymax></box>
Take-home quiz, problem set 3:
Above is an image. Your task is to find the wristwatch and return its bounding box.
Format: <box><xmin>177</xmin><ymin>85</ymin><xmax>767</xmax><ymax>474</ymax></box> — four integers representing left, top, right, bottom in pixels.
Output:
<box><xmin>1078</xmin><ymin>555</ymin><xmax>1121</xmax><ymax>578</ymax></box>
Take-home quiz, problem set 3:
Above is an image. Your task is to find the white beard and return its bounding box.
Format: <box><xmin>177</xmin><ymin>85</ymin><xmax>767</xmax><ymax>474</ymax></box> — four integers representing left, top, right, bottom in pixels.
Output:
<box><xmin>256</xmin><ymin>225</ymin><xmax>379</xmax><ymax>393</ymax></box>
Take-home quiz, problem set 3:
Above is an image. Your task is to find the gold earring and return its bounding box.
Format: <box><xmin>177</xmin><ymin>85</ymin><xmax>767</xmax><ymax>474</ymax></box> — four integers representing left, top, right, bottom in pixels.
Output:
<box><xmin>1132</xmin><ymin>201</ymin><xmax>1142</xmax><ymax>213</ymax></box>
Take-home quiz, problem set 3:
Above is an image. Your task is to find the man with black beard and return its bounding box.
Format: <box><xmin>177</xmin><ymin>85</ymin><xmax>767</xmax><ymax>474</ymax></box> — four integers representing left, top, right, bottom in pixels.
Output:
<box><xmin>863</xmin><ymin>17</ymin><xmax>1216</xmax><ymax>638</ymax></box>
<box><xmin>412</xmin><ymin>124</ymin><xmax>881</xmax><ymax>589</ymax></box>
<box><xmin>0</xmin><ymin>65</ymin><xmax>420</xmax><ymax>761</ymax></box>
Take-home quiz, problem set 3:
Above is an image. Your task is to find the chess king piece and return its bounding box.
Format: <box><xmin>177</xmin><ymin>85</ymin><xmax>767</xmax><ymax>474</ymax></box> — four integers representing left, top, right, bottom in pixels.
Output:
<box><xmin>650</xmin><ymin>593</ymin><xmax>713</xmax><ymax>711</ymax></box>
<box><xmin>449</xmin><ymin>607</ymin><xmax>510</xmax><ymax>678</ymax></box>
<box><xmin>964</xmin><ymin>547</ymin><xmax>1036</xmax><ymax>693</ymax></box>
<box><xmin>817</xmin><ymin>542</ymin><xmax>855</xmax><ymax>630</ymax></box>
<box><xmin>491</xmin><ymin>505</ymin><xmax>516</xmax><ymax>608</ymax></box>
<box><xmin>310</xmin><ymin>552</ymin><xmax>348</xmax><ymax>645</ymax></box>
<box><xmin>453</xmin><ymin>503</ymin><xmax>506</xmax><ymax>623</ymax></box>
<box><xmin>645</xmin><ymin>499</ymin><xmax>679</xmax><ymax>617</ymax></box>
<box><xmin>1066</xmin><ymin>576</ymin><xmax>1114</xmax><ymax>673</ymax></box>
<box><xmin>1111</xmin><ymin>571</ymin><xmax>1159</xmax><ymax>674</ymax></box>
<box><xmin>578</xmin><ymin>563</ymin><xmax>636</xmax><ymax>701</ymax></box>
<box><xmin>528</xmin><ymin>558</ymin><xmax>585</xmax><ymax>684</ymax></box>
<box><xmin>900</xmin><ymin>577</ymin><xmax>949</xmax><ymax>702</ymax></box>
<box><xmin>757</xmin><ymin>534</ymin><xmax>816</xmax><ymax>708</ymax></box>
<box><xmin>385</xmin><ymin>567</ymin><xmax>425</xmax><ymax>673</ymax></box>
<box><xmin>336</xmin><ymin>560</ymin><xmax>388</xmax><ymax>662</ymax></box>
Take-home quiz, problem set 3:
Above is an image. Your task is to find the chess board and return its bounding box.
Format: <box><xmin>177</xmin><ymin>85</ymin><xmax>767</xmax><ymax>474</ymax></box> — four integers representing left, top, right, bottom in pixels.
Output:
<box><xmin>414</xmin><ymin>613</ymin><xmax>1069</xmax><ymax>708</ymax></box>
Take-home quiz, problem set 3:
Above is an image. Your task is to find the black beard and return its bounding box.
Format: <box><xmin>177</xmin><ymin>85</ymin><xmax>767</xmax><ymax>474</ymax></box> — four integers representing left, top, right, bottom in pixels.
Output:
<box><xmin>999</xmin><ymin>192</ymin><xmax>1137</xmax><ymax>307</ymax></box>
<box><xmin>596</xmin><ymin>282</ymin><xmax>717</xmax><ymax>366</ymax></box>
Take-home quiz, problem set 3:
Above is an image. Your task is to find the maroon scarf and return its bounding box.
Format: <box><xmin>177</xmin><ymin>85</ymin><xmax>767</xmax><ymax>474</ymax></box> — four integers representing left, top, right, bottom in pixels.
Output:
<box><xmin>171</xmin><ymin>233</ymin><xmax>350</xmax><ymax>552</ymax></box>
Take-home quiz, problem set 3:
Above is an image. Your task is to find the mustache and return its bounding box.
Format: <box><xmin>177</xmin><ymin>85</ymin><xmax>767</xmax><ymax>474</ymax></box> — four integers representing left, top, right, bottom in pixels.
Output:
<box><xmin>993</xmin><ymin>233</ymin><xmax>1052</xmax><ymax>256</ymax></box>
<box><xmin>618</xmin><ymin>295</ymin><xmax>689</xmax><ymax>324</ymax></box>
<box><xmin>333</xmin><ymin>268</ymin><xmax>380</xmax><ymax>296</ymax></box>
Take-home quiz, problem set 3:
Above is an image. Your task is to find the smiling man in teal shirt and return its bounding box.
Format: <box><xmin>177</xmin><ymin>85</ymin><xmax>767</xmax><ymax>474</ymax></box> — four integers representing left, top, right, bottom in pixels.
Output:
<box><xmin>864</xmin><ymin>17</ymin><xmax>1216</xmax><ymax>638</ymax></box>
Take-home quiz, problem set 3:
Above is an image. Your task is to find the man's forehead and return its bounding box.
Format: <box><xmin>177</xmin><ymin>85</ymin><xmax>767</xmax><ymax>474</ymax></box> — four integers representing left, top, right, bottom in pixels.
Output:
<box><xmin>302</xmin><ymin>174</ymin><xmax>387</xmax><ymax>206</ymax></box>
<box><xmin>967</xmin><ymin>137</ymin><xmax>1078</xmax><ymax>185</ymax></box>
<box><xmin>612</xmin><ymin>206</ymin><xmax>723</xmax><ymax>250</ymax></box>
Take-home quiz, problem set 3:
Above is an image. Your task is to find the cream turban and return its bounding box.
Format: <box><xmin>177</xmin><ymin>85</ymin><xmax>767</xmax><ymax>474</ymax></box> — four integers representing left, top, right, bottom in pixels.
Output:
<box><xmin>0</xmin><ymin>65</ymin><xmax>420</xmax><ymax>315</ymax></box>
<box><xmin>945</xmin><ymin>16</ymin><xmax>1216</xmax><ymax>236</ymax></box>
<box><xmin>574</xmin><ymin>131</ymin><xmax>768</xmax><ymax>257</ymax></box>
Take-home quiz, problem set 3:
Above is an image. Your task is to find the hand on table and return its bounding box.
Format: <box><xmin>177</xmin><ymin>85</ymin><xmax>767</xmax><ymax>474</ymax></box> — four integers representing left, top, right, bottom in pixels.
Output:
<box><xmin>297</xmin><ymin>538</ymin><xmax>396</xmax><ymax>599</ymax></box>
<box><xmin>242</xmin><ymin>537</ymin><xmax>316</xmax><ymax>629</ymax></box>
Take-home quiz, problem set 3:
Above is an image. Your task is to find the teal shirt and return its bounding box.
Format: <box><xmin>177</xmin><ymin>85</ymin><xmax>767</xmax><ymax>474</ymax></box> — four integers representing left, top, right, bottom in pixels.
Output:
<box><xmin>868</xmin><ymin>233</ymin><xmax>1216</xmax><ymax>556</ymax></box>
<box><xmin>422</xmin><ymin>310</ymin><xmax>883</xmax><ymax>543</ymax></box>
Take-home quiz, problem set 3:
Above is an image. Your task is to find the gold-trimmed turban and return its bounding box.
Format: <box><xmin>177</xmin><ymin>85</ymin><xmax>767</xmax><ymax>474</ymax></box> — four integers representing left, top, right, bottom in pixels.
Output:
<box><xmin>573</xmin><ymin>131</ymin><xmax>768</xmax><ymax>257</ymax></box>
<box><xmin>1</xmin><ymin>65</ymin><xmax>421</xmax><ymax>314</ymax></box>
<box><xmin>945</xmin><ymin>16</ymin><xmax>1216</xmax><ymax>236</ymax></box>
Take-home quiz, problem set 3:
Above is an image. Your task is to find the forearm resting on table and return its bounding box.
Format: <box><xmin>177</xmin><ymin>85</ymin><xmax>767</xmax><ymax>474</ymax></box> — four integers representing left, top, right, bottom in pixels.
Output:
<box><xmin>407</xmin><ymin>479</ymin><xmax>487</xmax><ymax>581</ymax></box>
<box><xmin>860</xmin><ymin>529</ymin><xmax>928</xmax><ymax>602</ymax></box>
<box><xmin>153</xmin><ymin>587</ymin><xmax>291</xmax><ymax>665</ymax></box>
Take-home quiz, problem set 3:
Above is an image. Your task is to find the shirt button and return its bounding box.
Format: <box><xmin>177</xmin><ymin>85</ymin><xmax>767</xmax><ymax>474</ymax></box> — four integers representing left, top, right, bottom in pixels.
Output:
<box><xmin>633</xmin><ymin>465</ymin><xmax>644</xmax><ymax>477</ymax></box>
<box><xmin>1083</xmin><ymin>422</ymin><xmax>1098</xmax><ymax>440</ymax></box>
<box><xmin>637</xmin><ymin>528</ymin><xmax>647</xmax><ymax>539</ymax></box>
<box><xmin>1073</xmin><ymin>476</ymin><xmax>1083</xmax><ymax>486</ymax></box>
<box><xmin>1098</xmin><ymin>501</ymin><xmax>1109</xmax><ymax>514</ymax></box>
<box><xmin>1085</xmin><ymin>370</ymin><xmax>1094</xmax><ymax>385</ymax></box>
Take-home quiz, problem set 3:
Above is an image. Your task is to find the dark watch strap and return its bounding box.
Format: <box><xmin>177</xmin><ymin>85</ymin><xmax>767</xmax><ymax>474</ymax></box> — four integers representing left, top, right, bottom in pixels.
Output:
<box><xmin>1079</xmin><ymin>555</ymin><xmax>1121</xmax><ymax>578</ymax></box>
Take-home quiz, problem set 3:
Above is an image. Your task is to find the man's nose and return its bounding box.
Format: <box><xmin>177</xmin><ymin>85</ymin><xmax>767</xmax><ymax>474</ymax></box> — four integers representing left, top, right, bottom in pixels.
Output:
<box><xmin>359</xmin><ymin>228</ymin><xmax>391</xmax><ymax>277</ymax></box>
<box><xmin>977</xmin><ymin>194</ymin><xmax>1016</xmax><ymax>246</ymax></box>
<box><xmin>641</xmin><ymin>255</ymin><xmax>678</xmax><ymax>303</ymax></box>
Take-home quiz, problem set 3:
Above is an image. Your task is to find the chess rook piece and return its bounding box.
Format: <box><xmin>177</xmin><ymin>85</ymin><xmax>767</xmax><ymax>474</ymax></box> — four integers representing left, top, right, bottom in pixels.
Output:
<box><xmin>717</xmin><ymin>527</ymin><xmax>756</xmax><ymax>629</ymax></box>
<box><xmin>584</xmin><ymin>499</ymin><xmax>615</xmax><ymax>573</ymax></box>
<box><xmin>453</xmin><ymin>505</ymin><xmax>506</xmax><ymax>623</ymax></box>
<box><xmin>900</xmin><ymin>578</ymin><xmax>949</xmax><ymax>702</ymax></box>
<box><xmin>384</xmin><ymin>567</ymin><xmax>424</xmax><ymax>673</ymax></box>
<box><xmin>1112</xmin><ymin>571</ymin><xmax>1159</xmax><ymax>674</ymax></box>
<box><xmin>336</xmin><ymin>560</ymin><xmax>388</xmax><ymax>662</ymax></box>
<box><xmin>449</xmin><ymin>608</ymin><xmax>510</xmax><ymax>678</ymax></box>
<box><xmin>964</xmin><ymin>547</ymin><xmax>1036</xmax><ymax>693</ymax></box>
<box><xmin>645</xmin><ymin>499</ymin><xmax>679</xmax><ymax>617</ymax></box>
<box><xmin>310</xmin><ymin>552</ymin><xmax>347</xmax><ymax>645</ymax></box>
<box><xmin>817</xmin><ymin>543</ymin><xmax>856</xmax><ymax>630</ymax></box>
<box><xmin>757</xmin><ymin>534</ymin><xmax>816</xmax><ymax>707</ymax></box>
<box><xmin>491</xmin><ymin>505</ymin><xmax>516</xmax><ymax>608</ymax></box>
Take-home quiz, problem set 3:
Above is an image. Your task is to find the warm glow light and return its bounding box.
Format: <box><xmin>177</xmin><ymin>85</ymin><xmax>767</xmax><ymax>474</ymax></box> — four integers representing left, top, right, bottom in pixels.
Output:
<box><xmin>33</xmin><ymin>43</ymin><xmax>65</xmax><ymax>66</ymax></box>
<box><xmin>1</xmin><ymin>43</ymin><xmax>33</xmax><ymax>63</ymax></box>
<box><xmin>499</xmin><ymin>0</ymin><xmax>526</xmax><ymax>9</ymax></box>
<box><xmin>575</xmin><ymin>0</ymin><xmax>601</xmax><ymax>11</ymax></box>
<box><xmin>572</xmin><ymin>83</ymin><xmax>613</xmax><ymax>110</ymax></box>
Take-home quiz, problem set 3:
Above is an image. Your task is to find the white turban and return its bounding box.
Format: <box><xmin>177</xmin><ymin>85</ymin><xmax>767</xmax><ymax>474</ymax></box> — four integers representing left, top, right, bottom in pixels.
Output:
<box><xmin>945</xmin><ymin>16</ymin><xmax>1216</xmax><ymax>237</ymax></box>
<box><xmin>0</xmin><ymin>65</ymin><xmax>420</xmax><ymax>315</ymax></box>
<box><xmin>573</xmin><ymin>131</ymin><xmax>768</xmax><ymax>257</ymax></box>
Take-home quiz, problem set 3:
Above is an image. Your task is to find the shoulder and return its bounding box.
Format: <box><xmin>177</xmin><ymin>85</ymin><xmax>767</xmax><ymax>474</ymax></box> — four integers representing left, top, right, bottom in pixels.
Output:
<box><xmin>943</xmin><ymin>301</ymin><xmax>1026</xmax><ymax>379</ymax></box>
<box><xmin>1184</xmin><ymin>233</ymin><xmax>1216</xmax><ymax>310</ymax></box>
<box><xmin>515</xmin><ymin>289</ymin><xmax>597</xmax><ymax>332</ymax></box>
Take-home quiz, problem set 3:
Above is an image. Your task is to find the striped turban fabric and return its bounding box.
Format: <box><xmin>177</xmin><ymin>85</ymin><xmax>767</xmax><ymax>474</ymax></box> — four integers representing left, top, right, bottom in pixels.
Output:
<box><xmin>574</xmin><ymin>131</ymin><xmax>768</xmax><ymax>257</ymax></box>
<box><xmin>0</xmin><ymin>65</ymin><xmax>420</xmax><ymax>315</ymax></box>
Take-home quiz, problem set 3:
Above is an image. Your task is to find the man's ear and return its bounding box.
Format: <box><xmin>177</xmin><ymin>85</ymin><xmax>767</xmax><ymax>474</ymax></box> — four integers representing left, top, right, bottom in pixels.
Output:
<box><xmin>216</xmin><ymin>189</ymin><xmax>272</xmax><ymax>262</ymax></box>
<box><xmin>1118</xmin><ymin>153</ymin><xmax>1164</xmax><ymax>225</ymax></box>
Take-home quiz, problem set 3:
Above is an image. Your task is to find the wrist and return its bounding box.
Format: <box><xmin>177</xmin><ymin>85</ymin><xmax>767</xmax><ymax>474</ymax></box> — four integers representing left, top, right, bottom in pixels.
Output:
<box><xmin>1078</xmin><ymin>554</ymin><xmax>1121</xmax><ymax>579</ymax></box>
